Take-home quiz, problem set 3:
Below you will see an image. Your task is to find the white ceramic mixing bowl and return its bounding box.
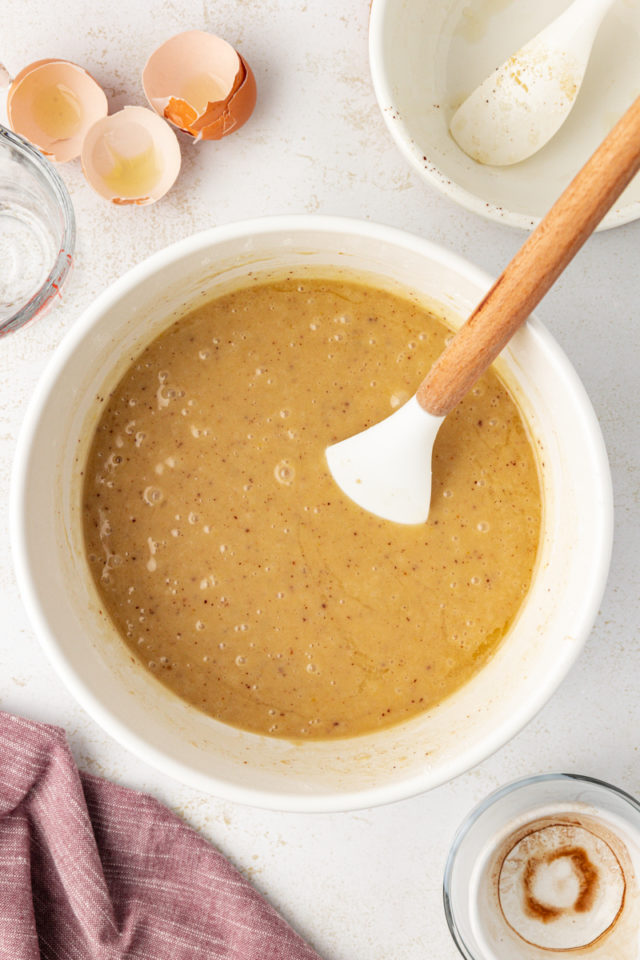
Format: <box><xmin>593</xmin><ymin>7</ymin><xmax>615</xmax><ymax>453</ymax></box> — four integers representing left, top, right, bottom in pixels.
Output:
<box><xmin>369</xmin><ymin>0</ymin><xmax>640</xmax><ymax>230</ymax></box>
<box><xmin>11</xmin><ymin>216</ymin><xmax>612</xmax><ymax>812</ymax></box>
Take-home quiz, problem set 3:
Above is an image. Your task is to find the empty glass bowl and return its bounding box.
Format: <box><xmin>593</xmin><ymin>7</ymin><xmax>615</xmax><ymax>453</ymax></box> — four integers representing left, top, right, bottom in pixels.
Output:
<box><xmin>0</xmin><ymin>125</ymin><xmax>75</xmax><ymax>335</ymax></box>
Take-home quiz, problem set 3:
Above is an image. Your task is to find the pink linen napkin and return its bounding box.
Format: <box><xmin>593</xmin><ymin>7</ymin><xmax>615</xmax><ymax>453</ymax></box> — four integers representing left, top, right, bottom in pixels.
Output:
<box><xmin>0</xmin><ymin>711</ymin><xmax>322</xmax><ymax>960</ymax></box>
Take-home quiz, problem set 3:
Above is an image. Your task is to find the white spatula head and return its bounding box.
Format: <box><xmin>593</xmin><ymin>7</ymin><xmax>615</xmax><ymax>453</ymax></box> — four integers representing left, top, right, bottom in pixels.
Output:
<box><xmin>449</xmin><ymin>0</ymin><xmax>616</xmax><ymax>166</ymax></box>
<box><xmin>325</xmin><ymin>396</ymin><xmax>444</xmax><ymax>525</ymax></box>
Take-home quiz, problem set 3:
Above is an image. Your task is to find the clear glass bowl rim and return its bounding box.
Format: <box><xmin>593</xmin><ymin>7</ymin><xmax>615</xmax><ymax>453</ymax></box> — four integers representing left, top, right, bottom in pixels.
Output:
<box><xmin>0</xmin><ymin>124</ymin><xmax>76</xmax><ymax>335</ymax></box>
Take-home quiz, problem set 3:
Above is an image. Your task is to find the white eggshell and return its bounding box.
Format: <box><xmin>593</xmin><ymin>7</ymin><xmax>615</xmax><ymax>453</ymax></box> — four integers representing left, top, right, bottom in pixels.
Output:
<box><xmin>7</xmin><ymin>59</ymin><xmax>108</xmax><ymax>162</ymax></box>
<box><xmin>81</xmin><ymin>105</ymin><xmax>181</xmax><ymax>205</ymax></box>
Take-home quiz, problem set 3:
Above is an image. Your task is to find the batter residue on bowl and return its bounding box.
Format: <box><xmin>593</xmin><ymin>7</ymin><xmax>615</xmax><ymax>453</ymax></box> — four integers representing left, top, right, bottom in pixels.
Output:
<box><xmin>82</xmin><ymin>276</ymin><xmax>541</xmax><ymax>739</ymax></box>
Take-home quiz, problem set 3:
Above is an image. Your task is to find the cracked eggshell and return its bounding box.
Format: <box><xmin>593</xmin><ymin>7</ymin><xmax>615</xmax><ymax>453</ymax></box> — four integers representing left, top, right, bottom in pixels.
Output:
<box><xmin>142</xmin><ymin>30</ymin><xmax>257</xmax><ymax>141</ymax></box>
<box><xmin>81</xmin><ymin>105</ymin><xmax>181</xmax><ymax>205</ymax></box>
<box><xmin>7</xmin><ymin>59</ymin><xmax>108</xmax><ymax>162</ymax></box>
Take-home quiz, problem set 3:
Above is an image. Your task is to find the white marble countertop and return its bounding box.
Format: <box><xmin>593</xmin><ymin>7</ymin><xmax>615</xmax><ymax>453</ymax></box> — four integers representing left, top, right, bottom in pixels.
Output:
<box><xmin>1</xmin><ymin>1</ymin><xmax>639</xmax><ymax>957</ymax></box>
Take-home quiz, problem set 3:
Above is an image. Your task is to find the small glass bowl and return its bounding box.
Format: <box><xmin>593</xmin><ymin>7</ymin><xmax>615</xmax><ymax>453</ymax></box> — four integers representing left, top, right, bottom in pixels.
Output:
<box><xmin>0</xmin><ymin>125</ymin><xmax>75</xmax><ymax>335</ymax></box>
<box><xmin>443</xmin><ymin>773</ymin><xmax>640</xmax><ymax>959</ymax></box>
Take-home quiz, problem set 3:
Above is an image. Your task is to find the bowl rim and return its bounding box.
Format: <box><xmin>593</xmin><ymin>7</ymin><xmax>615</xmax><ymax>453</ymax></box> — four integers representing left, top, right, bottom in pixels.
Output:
<box><xmin>10</xmin><ymin>215</ymin><xmax>614</xmax><ymax>811</ymax></box>
<box><xmin>0</xmin><ymin>125</ymin><xmax>76</xmax><ymax>335</ymax></box>
<box><xmin>367</xmin><ymin>0</ymin><xmax>640</xmax><ymax>233</ymax></box>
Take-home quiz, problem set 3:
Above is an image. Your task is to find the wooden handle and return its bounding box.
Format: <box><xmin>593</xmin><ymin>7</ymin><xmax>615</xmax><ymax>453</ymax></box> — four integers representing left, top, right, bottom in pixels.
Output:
<box><xmin>417</xmin><ymin>95</ymin><xmax>640</xmax><ymax>417</ymax></box>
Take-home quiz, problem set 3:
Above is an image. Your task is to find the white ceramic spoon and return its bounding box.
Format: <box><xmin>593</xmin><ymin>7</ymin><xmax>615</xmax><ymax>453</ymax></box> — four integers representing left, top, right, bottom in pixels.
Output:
<box><xmin>449</xmin><ymin>0</ymin><xmax>617</xmax><ymax>166</ymax></box>
<box><xmin>326</xmin><ymin>95</ymin><xmax>640</xmax><ymax>524</ymax></box>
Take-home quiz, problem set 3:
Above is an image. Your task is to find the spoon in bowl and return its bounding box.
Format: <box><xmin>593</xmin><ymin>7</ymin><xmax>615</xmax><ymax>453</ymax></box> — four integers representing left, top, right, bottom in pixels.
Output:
<box><xmin>450</xmin><ymin>0</ymin><xmax>617</xmax><ymax>166</ymax></box>
<box><xmin>325</xmin><ymin>95</ymin><xmax>640</xmax><ymax>525</ymax></box>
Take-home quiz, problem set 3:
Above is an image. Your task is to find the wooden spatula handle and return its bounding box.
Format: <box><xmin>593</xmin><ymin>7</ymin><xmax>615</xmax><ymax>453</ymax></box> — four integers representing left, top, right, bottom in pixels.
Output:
<box><xmin>417</xmin><ymin>95</ymin><xmax>640</xmax><ymax>417</ymax></box>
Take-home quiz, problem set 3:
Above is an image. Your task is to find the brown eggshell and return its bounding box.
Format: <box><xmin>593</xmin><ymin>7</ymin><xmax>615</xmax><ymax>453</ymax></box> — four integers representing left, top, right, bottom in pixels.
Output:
<box><xmin>7</xmin><ymin>59</ymin><xmax>108</xmax><ymax>162</ymax></box>
<box><xmin>142</xmin><ymin>30</ymin><xmax>257</xmax><ymax>141</ymax></box>
<box><xmin>191</xmin><ymin>55</ymin><xmax>257</xmax><ymax>141</ymax></box>
<box><xmin>81</xmin><ymin>105</ymin><xmax>181</xmax><ymax>205</ymax></box>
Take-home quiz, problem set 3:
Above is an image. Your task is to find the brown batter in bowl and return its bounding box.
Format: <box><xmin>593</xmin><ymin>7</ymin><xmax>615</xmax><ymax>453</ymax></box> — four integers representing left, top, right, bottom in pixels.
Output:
<box><xmin>82</xmin><ymin>275</ymin><xmax>541</xmax><ymax>739</ymax></box>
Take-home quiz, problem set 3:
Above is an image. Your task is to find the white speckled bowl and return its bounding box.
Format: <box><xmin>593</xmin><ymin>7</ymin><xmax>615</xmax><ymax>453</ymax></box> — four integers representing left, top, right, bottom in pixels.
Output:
<box><xmin>11</xmin><ymin>216</ymin><xmax>612</xmax><ymax>812</ymax></box>
<box><xmin>369</xmin><ymin>0</ymin><xmax>640</xmax><ymax>230</ymax></box>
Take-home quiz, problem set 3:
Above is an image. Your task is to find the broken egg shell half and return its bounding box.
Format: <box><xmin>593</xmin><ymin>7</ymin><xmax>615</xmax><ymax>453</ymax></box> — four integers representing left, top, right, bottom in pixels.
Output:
<box><xmin>7</xmin><ymin>59</ymin><xmax>108</xmax><ymax>163</ymax></box>
<box><xmin>81</xmin><ymin>106</ymin><xmax>181</xmax><ymax>205</ymax></box>
<box><xmin>142</xmin><ymin>30</ymin><xmax>257</xmax><ymax>141</ymax></box>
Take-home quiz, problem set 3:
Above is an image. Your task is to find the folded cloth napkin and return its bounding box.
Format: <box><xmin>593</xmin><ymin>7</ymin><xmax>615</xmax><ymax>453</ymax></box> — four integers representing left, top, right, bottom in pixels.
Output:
<box><xmin>0</xmin><ymin>711</ymin><xmax>322</xmax><ymax>960</ymax></box>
